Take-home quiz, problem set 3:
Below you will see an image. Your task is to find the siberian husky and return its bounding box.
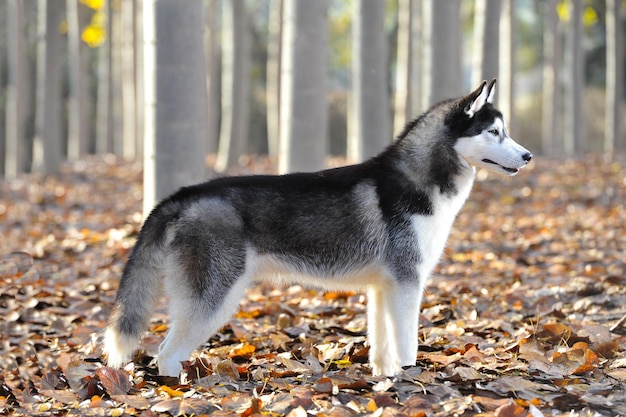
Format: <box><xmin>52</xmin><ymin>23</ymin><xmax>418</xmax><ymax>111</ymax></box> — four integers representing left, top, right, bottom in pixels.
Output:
<box><xmin>104</xmin><ymin>80</ymin><xmax>532</xmax><ymax>377</ymax></box>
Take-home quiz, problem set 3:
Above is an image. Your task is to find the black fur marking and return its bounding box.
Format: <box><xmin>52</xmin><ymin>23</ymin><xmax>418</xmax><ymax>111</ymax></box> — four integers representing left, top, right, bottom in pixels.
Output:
<box><xmin>445</xmin><ymin>102</ymin><xmax>503</xmax><ymax>138</ymax></box>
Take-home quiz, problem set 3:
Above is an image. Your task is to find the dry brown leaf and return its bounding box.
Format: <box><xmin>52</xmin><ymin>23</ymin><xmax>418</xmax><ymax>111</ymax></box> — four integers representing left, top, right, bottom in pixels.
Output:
<box><xmin>313</xmin><ymin>377</ymin><xmax>333</xmax><ymax>394</ymax></box>
<box><xmin>95</xmin><ymin>367</ymin><xmax>132</xmax><ymax>396</ymax></box>
<box><xmin>494</xmin><ymin>399</ymin><xmax>528</xmax><ymax>417</ymax></box>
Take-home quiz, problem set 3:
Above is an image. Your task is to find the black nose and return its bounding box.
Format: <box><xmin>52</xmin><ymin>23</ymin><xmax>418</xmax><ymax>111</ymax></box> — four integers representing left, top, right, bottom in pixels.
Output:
<box><xmin>522</xmin><ymin>152</ymin><xmax>532</xmax><ymax>163</ymax></box>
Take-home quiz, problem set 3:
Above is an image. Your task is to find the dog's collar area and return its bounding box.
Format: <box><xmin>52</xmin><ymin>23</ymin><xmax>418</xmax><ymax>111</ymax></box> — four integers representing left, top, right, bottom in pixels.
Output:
<box><xmin>481</xmin><ymin>159</ymin><xmax>519</xmax><ymax>174</ymax></box>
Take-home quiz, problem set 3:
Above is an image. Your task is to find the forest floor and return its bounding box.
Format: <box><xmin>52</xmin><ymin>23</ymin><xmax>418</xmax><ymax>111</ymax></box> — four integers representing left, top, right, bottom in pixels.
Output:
<box><xmin>1</xmin><ymin>154</ymin><xmax>626</xmax><ymax>417</ymax></box>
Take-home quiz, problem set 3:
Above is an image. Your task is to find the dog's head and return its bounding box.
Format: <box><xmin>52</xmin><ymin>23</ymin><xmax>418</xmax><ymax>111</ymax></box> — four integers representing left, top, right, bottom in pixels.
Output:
<box><xmin>452</xmin><ymin>80</ymin><xmax>532</xmax><ymax>176</ymax></box>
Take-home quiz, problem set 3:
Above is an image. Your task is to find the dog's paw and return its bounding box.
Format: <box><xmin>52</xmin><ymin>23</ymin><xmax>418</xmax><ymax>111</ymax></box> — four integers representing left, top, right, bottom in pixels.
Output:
<box><xmin>158</xmin><ymin>357</ymin><xmax>183</xmax><ymax>377</ymax></box>
<box><xmin>370</xmin><ymin>359</ymin><xmax>401</xmax><ymax>377</ymax></box>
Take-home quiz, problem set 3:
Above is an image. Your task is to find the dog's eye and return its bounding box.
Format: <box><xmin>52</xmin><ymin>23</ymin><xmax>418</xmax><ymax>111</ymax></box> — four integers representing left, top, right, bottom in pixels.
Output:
<box><xmin>488</xmin><ymin>129</ymin><xmax>499</xmax><ymax>136</ymax></box>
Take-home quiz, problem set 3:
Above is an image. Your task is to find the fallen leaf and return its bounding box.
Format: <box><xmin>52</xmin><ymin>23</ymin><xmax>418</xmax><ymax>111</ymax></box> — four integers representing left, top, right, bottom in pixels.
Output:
<box><xmin>229</xmin><ymin>343</ymin><xmax>256</xmax><ymax>360</ymax></box>
<box><xmin>96</xmin><ymin>367</ymin><xmax>132</xmax><ymax>396</ymax></box>
<box><xmin>157</xmin><ymin>385</ymin><xmax>185</xmax><ymax>398</ymax></box>
<box><xmin>593</xmin><ymin>339</ymin><xmax>620</xmax><ymax>359</ymax></box>
<box><xmin>495</xmin><ymin>399</ymin><xmax>528</xmax><ymax>417</ymax></box>
<box><xmin>110</xmin><ymin>394</ymin><xmax>150</xmax><ymax>409</ymax></box>
<box><xmin>313</xmin><ymin>377</ymin><xmax>333</xmax><ymax>394</ymax></box>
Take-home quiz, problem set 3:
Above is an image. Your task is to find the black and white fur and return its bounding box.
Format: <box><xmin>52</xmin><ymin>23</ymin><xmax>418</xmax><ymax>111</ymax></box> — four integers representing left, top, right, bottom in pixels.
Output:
<box><xmin>104</xmin><ymin>80</ymin><xmax>532</xmax><ymax>377</ymax></box>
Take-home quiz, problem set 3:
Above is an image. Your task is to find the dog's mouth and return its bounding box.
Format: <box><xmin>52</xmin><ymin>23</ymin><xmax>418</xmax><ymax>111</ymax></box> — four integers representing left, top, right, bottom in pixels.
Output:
<box><xmin>481</xmin><ymin>159</ymin><xmax>519</xmax><ymax>174</ymax></box>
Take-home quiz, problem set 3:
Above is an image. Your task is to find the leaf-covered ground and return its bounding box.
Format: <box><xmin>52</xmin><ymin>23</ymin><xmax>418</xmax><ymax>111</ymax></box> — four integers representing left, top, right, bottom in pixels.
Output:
<box><xmin>1</xmin><ymin>154</ymin><xmax>625</xmax><ymax>417</ymax></box>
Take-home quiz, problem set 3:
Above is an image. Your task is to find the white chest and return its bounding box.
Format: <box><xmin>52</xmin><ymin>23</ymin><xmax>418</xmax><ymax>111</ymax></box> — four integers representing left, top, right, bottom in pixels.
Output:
<box><xmin>411</xmin><ymin>171</ymin><xmax>475</xmax><ymax>278</ymax></box>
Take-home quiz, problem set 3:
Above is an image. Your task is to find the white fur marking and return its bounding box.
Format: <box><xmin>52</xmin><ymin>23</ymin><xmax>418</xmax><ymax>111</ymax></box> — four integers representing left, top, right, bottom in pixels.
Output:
<box><xmin>104</xmin><ymin>328</ymin><xmax>139</xmax><ymax>368</ymax></box>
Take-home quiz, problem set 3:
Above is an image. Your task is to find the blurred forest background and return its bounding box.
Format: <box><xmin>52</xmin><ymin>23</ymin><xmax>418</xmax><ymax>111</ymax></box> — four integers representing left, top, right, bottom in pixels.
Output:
<box><xmin>0</xmin><ymin>0</ymin><xmax>624</xmax><ymax>211</ymax></box>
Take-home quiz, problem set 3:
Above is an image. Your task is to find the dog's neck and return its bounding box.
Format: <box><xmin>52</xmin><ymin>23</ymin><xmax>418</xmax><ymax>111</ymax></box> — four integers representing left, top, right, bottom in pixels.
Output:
<box><xmin>385</xmin><ymin>124</ymin><xmax>474</xmax><ymax>199</ymax></box>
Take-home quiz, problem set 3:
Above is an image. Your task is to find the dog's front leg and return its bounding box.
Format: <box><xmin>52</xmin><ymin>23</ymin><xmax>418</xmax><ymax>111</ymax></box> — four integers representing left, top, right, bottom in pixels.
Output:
<box><xmin>388</xmin><ymin>281</ymin><xmax>422</xmax><ymax>368</ymax></box>
<box><xmin>367</xmin><ymin>281</ymin><xmax>422</xmax><ymax>376</ymax></box>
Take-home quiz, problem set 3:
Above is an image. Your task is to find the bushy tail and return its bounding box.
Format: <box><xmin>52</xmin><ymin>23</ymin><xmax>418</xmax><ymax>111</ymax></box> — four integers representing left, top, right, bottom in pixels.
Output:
<box><xmin>103</xmin><ymin>203</ymin><xmax>177</xmax><ymax>368</ymax></box>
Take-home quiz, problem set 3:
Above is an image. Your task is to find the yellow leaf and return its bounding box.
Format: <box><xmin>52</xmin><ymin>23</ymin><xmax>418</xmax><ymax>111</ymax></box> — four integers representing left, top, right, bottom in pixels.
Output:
<box><xmin>228</xmin><ymin>343</ymin><xmax>256</xmax><ymax>359</ymax></box>
<box><xmin>366</xmin><ymin>398</ymin><xmax>378</xmax><ymax>412</ymax></box>
<box><xmin>82</xmin><ymin>25</ymin><xmax>106</xmax><ymax>48</ymax></box>
<box><xmin>235</xmin><ymin>309</ymin><xmax>261</xmax><ymax>319</ymax></box>
<box><xmin>158</xmin><ymin>385</ymin><xmax>185</xmax><ymax>397</ymax></box>
<box><xmin>80</xmin><ymin>0</ymin><xmax>106</xmax><ymax>10</ymax></box>
<box><xmin>557</xmin><ymin>0</ymin><xmax>570</xmax><ymax>22</ymax></box>
<box><xmin>582</xmin><ymin>6</ymin><xmax>598</xmax><ymax>27</ymax></box>
<box><xmin>332</xmin><ymin>359</ymin><xmax>352</xmax><ymax>369</ymax></box>
<box><xmin>38</xmin><ymin>403</ymin><xmax>52</xmax><ymax>412</ymax></box>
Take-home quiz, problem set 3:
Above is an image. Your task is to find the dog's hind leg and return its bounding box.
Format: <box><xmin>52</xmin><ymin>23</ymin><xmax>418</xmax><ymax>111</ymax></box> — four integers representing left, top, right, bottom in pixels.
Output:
<box><xmin>157</xmin><ymin>275</ymin><xmax>250</xmax><ymax>376</ymax></box>
<box><xmin>156</xmin><ymin>219</ymin><xmax>251</xmax><ymax>376</ymax></box>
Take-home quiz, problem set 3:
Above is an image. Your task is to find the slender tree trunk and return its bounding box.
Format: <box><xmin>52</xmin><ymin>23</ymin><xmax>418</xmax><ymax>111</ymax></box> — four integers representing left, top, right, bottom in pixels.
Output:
<box><xmin>471</xmin><ymin>0</ymin><xmax>500</xmax><ymax>88</ymax></box>
<box><xmin>420</xmin><ymin>0</ymin><xmax>431</xmax><ymax>111</ymax></box>
<box><xmin>110</xmin><ymin>1</ymin><xmax>124</xmax><ymax>156</ymax></box>
<box><xmin>604</xmin><ymin>0</ymin><xmax>624</xmax><ymax>152</ymax></box>
<box><xmin>498</xmin><ymin>0</ymin><xmax>515</xmax><ymax>131</ymax></box>
<box><xmin>350</xmin><ymin>0</ymin><xmax>389</xmax><ymax>163</ymax></box>
<box><xmin>266</xmin><ymin>0</ymin><xmax>283</xmax><ymax>161</ymax></box>
<box><xmin>96</xmin><ymin>3</ymin><xmax>113</xmax><ymax>154</ymax></box>
<box><xmin>5</xmin><ymin>0</ymin><xmax>27</xmax><ymax>177</ymax></box>
<box><xmin>409</xmin><ymin>0</ymin><xmax>422</xmax><ymax>116</ymax></box>
<box><xmin>121</xmin><ymin>0</ymin><xmax>137</xmax><ymax>160</ymax></box>
<box><xmin>67</xmin><ymin>0</ymin><xmax>90</xmax><ymax>159</ymax></box>
<box><xmin>143</xmin><ymin>0</ymin><xmax>156</xmax><ymax>216</ymax></box>
<box><xmin>392</xmin><ymin>0</ymin><xmax>411</xmax><ymax>137</ymax></box>
<box><xmin>135</xmin><ymin>0</ymin><xmax>145</xmax><ymax>160</ymax></box>
<box><xmin>422</xmin><ymin>0</ymin><xmax>462</xmax><ymax>106</ymax></box>
<box><xmin>542</xmin><ymin>0</ymin><xmax>561</xmax><ymax>155</ymax></box>
<box><xmin>564</xmin><ymin>0</ymin><xmax>584</xmax><ymax>155</ymax></box>
<box><xmin>0</xmin><ymin>3</ymin><xmax>7</xmax><ymax>175</ymax></box>
<box><xmin>279</xmin><ymin>0</ymin><xmax>328</xmax><ymax>174</ymax></box>
<box><xmin>216</xmin><ymin>0</ymin><xmax>251</xmax><ymax>172</ymax></box>
<box><xmin>33</xmin><ymin>0</ymin><xmax>64</xmax><ymax>175</ymax></box>
<box><xmin>143</xmin><ymin>0</ymin><xmax>209</xmax><ymax>216</ymax></box>
<box><xmin>205</xmin><ymin>0</ymin><xmax>219</xmax><ymax>155</ymax></box>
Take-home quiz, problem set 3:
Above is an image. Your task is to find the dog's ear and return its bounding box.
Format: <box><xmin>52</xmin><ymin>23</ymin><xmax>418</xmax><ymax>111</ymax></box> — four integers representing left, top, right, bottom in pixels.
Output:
<box><xmin>486</xmin><ymin>79</ymin><xmax>497</xmax><ymax>104</ymax></box>
<box><xmin>464</xmin><ymin>80</ymin><xmax>488</xmax><ymax>118</ymax></box>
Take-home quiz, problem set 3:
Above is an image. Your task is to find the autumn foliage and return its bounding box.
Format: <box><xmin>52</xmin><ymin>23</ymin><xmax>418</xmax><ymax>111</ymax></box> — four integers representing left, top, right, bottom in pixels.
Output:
<box><xmin>1</xmin><ymin>154</ymin><xmax>625</xmax><ymax>416</ymax></box>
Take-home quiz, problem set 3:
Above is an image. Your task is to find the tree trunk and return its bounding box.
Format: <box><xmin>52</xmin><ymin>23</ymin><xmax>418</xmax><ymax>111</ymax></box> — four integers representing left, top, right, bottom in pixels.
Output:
<box><xmin>422</xmin><ymin>0</ymin><xmax>462</xmax><ymax>106</ymax></box>
<box><xmin>67</xmin><ymin>0</ymin><xmax>90</xmax><ymax>159</ymax></box>
<box><xmin>215</xmin><ymin>0</ymin><xmax>251</xmax><ymax>172</ymax></box>
<box><xmin>350</xmin><ymin>0</ymin><xmax>389</xmax><ymax>163</ymax></box>
<box><xmin>604</xmin><ymin>0</ymin><xmax>624</xmax><ymax>152</ymax></box>
<box><xmin>392</xmin><ymin>0</ymin><xmax>411</xmax><ymax>138</ymax></box>
<box><xmin>110</xmin><ymin>1</ymin><xmax>124</xmax><ymax>156</ymax></box>
<box><xmin>409</xmin><ymin>0</ymin><xmax>423</xmax><ymax>116</ymax></box>
<box><xmin>279</xmin><ymin>0</ymin><xmax>328</xmax><ymax>174</ymax></box>
<box><xmin>471</xmin><ymin>0</ymin><xmax>500</xmax><ymax>87</ymax></box>
<box><xmin>134</xmin><ymin>0</ymin><xmax>145</xmax><ymax>160</ymax></box>
<box><xmin>266</xmin><ymin>0</ymin><xmax>283</xmax><ymax>161</ymax></box>
<box><xmin>564</xmin><ymin>0</ymin><xmax>584</xmax><ymax>155</ymax></box>
<box><xmin>121</xmin><ymin>0</ymin><xmax>137</xmax><ymax>160</ymax></box>
<box><xmin>205</xmin><ymin>0</ymin><xmax>219</xmax><ymax>155</ymax></box>
<box><xmin>0</xmin><ymin>3</ymin><xmax>7</xmax><ymax>175</ymax></box>
<box><xmin>96</xmin><ymin>2</ymin><xmax>113</xmax><ymax>154</ymax></box>
<box><xmin>33</xmin><ymin>0</ymin><xmax>64</xmax><ymax>175</ymax></box>
<box><xmin>498</xmin><ymin>0</ymin><xmax>515</xmax><ymax>131</ymax></box>
<box><xmin>5</xmin><ymin>0</ymin><xmax>28</xmax><ymax>177</ymax></box>
<box><xmin>541</xmin><ymin>0</ymin><xmax>561</xmax><ymax>155</ymax></box>
<box><xmin>143</xmin><ymin>0</ymin><xmax>209</xmax><ymax>216</ymax></box>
